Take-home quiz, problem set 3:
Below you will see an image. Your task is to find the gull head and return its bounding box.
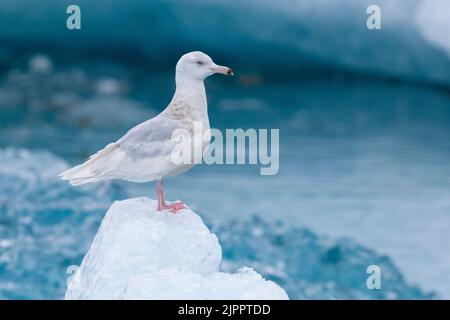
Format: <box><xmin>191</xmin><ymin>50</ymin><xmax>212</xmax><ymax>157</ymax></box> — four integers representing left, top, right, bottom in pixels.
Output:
<box><xmin>176</xmin><ymin>51</ymin><xmax>233</xmax><ymax>82</ymax></box>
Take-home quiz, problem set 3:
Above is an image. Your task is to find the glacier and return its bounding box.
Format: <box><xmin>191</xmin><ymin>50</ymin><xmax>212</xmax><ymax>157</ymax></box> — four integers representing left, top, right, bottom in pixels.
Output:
<box><xmin>0</xmin><ymin>0</ymin><xmax>450</xmax><ymax>86</ymax></box>
<box><xmin>0</xmin><ymin>148</ymin><xmax>435</xmax><ymax>299</ymax></box>
<box><xmin>415</xmin><ymin>0</ymin><xmax>450</xmax><ymax>58</ymax></box>
<box><xmin>65</xmin><ymin>197</ymin><xmax>288</xmax><ymax>299</ymax></box>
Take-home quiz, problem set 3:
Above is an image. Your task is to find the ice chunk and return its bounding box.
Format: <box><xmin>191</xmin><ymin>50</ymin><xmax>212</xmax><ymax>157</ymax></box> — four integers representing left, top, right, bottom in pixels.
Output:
<box><xmin>122</xmin><ymin>267</ymin><xmax>286</xmax><ymax>300</ymax></box>
<box><xmin>65</xmin><ymin>197</ymin><xmax>288</xmax><ymax>300</ymax></box>
<box><xmin>415</xmin><ymin>0</ymin><xmax>450</xmax><ymax>57</ymax></box>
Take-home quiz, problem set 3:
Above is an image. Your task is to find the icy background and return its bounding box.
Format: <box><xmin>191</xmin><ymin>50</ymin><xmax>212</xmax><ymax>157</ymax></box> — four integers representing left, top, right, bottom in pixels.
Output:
<box><xmin>1</xmin><ymin>0</ymin><xmax>450</xmax><ymax>299</ymax></box>
<box><xmin>65</xmin><ymin>197</ymin><xmax>289</xmax><ymax>300</ymax></box>
<box><xmin>0</xmin><ymin>149</ymin><xmax>432</xmax><ymax>299</ymax></box>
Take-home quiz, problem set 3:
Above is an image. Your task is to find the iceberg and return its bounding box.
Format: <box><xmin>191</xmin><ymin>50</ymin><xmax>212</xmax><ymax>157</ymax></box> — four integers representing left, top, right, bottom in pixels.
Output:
<box><xmin>1</xmin><ymin>0</ymin><xmax>450</xmax><ymax>86</ymax></box>
<box><xmin>65</xmin><ymin>197</ymin><xmax>289</xmax><ymax>300</ymax></box>
<box><xmin>415</xmin><ymin>0</ymin><xmax>450</xmax><ymax>58</ymax></box>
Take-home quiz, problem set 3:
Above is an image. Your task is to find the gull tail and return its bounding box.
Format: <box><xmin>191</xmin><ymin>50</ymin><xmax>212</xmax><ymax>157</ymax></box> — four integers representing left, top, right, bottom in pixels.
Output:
<box><xmin>59</xmin><ymin>143</ymin><xmax>120</xmax><ymax>186</ymax></box>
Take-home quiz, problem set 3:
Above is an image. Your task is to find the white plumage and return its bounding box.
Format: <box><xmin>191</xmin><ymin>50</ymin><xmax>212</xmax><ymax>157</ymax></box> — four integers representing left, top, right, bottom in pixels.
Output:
<box><xmin>59</xmin><ymin>51</ymin><xmax>233</xmax><ymax>212</ymax></box>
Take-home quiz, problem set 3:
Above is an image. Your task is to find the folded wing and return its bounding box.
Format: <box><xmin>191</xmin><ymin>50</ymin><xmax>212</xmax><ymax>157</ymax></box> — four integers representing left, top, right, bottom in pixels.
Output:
<box><xmin>59</xmin><ymin>116</ymin><xmax>183</xmax><ymax>185</ymax></box>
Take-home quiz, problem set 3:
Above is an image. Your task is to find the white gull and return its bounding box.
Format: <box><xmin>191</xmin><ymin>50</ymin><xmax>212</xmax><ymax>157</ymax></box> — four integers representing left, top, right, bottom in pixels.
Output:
<box><xmin>59</xmin><ymin>51</ymin><xmax>233</xmax><ymax>213</ymax></box>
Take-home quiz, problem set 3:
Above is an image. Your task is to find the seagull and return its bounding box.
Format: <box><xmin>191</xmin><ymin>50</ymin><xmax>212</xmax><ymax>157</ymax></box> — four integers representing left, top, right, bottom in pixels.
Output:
<box><xmin>59</xmin><ymin>51</ymin><xmax>233</xmax><ymax>213</ymax></box>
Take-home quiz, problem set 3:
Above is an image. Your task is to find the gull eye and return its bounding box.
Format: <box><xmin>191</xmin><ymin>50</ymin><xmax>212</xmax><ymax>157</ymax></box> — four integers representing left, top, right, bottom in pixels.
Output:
<box><xmin>196</xmin><ymin>60</ymin><xmax>204</xmax><ymax>66</ymax></box>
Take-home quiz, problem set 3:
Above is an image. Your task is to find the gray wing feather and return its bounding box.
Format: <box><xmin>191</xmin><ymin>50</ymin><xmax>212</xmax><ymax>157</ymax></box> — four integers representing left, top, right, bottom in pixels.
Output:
<box><xmin>117</xmin><ymin>116</ymin><xmax>182</xmax><ymax>161</ymax></box>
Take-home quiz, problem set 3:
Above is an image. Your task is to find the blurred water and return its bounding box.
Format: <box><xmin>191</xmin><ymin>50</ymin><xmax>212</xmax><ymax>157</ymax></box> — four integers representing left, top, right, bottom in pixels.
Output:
<box><xmin>216</xmin><ymin>216</ymin><xmax>433</xmax><ymax>299</ymax></box>
<box><xmin>0</xmin><ymin>148</ymin><xmax>433</xmax><ymax>299</ymax></box>
<box><xmin>0</xmin><ymin>56</ymin><xmax>449</xmax><ymax>298</ymax></box>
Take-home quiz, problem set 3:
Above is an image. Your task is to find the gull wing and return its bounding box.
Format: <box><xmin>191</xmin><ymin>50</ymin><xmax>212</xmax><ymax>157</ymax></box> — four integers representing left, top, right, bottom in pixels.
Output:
<box><xmin>60</xmin><ymin>115</ymin><xmax>185</xmax><ymax>185</ymax></box>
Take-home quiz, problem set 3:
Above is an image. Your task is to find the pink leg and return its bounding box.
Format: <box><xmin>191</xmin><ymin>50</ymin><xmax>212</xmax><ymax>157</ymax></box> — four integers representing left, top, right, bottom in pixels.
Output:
<box><xmin>156</xmin><ymin>179</ymin><xmax>186</xmax><ymax>213</ymax></box>
<box><xmin>156</xmin><ymin>179</ymin><xmax>166</xmax><ymax>210</ymax></box>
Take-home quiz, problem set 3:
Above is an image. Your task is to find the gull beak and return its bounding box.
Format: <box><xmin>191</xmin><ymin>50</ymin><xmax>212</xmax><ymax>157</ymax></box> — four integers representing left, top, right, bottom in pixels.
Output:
<box><xmin>211</xmin><ymin>65</ymin><xmax>234</xmax><ymax>76</ymax></box>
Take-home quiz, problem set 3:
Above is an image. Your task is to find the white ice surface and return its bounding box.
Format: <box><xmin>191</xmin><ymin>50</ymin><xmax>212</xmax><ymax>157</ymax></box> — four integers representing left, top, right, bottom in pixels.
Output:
<box><xmin>65</xmin><ymin>197</ymin><xmax>288</xmax><ymax>300</ymax></box>
<box><xmin>415</xmin><ymin>0</ymin><xmax>450</xmax><ymax>57</ymax></box>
